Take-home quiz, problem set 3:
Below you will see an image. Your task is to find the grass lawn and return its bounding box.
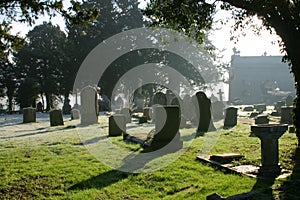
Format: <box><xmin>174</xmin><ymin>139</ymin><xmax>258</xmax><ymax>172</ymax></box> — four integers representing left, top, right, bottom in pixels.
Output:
<box><xmin>0</xmin><ymin>111</ymin><xmax>299</xmax><ymax>199</ymax></box>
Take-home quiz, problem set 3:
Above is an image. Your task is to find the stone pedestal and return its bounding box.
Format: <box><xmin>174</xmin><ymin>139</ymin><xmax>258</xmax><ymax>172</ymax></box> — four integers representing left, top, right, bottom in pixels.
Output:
<box><xmin>50</xmin><ymin>109</ymin><xmax>64</xmax><ymax>126</ymax></box>
<box><xmin>23</xmin><ymin>107</ymin><xmax>36</xmax><ymax>123</ymax></box>
<box><xmin>251</xmin><ymin>124</ymin><xmax>288</xmax><ymax>177</ymax></box>
<box><xmin>109</xmin><ymin>114</ymin><xmax>126</xmax><ymax>137</ymax></box>
<box><xmin>71</xmin><ymin>109</ymin><xmax>80</xmax><ymax>120</ymax></box>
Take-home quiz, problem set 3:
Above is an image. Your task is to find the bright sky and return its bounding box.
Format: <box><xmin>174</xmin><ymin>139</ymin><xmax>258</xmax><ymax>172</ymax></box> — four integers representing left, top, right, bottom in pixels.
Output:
<box><xmin>9</xmin><ymin>0</ymin><xmax>283</xmax><ymax>64</ymax></box>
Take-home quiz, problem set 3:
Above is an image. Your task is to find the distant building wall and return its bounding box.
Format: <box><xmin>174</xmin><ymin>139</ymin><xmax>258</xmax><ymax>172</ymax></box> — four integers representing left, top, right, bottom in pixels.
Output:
<box><xmin>229</xmin><ymin>55</ymin><xmax>295</xmax><ymax>105</ymax></box>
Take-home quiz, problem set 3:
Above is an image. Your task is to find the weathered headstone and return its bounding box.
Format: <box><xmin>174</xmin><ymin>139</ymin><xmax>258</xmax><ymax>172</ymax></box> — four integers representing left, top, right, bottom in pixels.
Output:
<box><xmin>50</xmin><ymin>109</ymin><xmax>64</xmax><ymax>126</ymax></box>
<box><xmin>275</xmin><ymin>100</ymin><xmax>285</xmax><ymax>113</ymax></box>
<box><xmin>36</xmin><ymin>102</ymin><xmax>43</xmax><ymax>112</ymax></box>
<box><xmin>151</xmin><ymin>106</ymin><xmax>182</xmax><ymax>150</ymax></box>
<box><xmin>255</xmin><ymin>115</ymin><xmax>269</xmax><ymax>124</ymax></box>
<box><xmin>243</xmin><ymin>106</ymin><xmax>254</xmax><ymax>112</ymax></box>
<box><xmin>109</xmin><ymin>114</ymin><xmax>126</xmax><ymax>136</ymax></box>
<box><xmin>71</xmin><ymin>109</ymin><xmax>80</xmax><ymax>120</ymax></box>
<box><xmin>280</xmin><ymin>106</ymin><xmax>293</xmax><ymax>125</ymax></box>
<box><xmin>143</xmin><ymin>107</ymin><xmax>152</xmax><ymax>120</ymax></box>
<box><xmin>80</xmin><ymin>86</ymin><xmax>98</xmax><ymax>125</ymax></box>
<box><xmin>193</xmin><ymin>91</ymin><xmax>215</xmax><ymax>133</ymax></box>
<box><xmin>285</xmin><ymin>95</ymin><xmax>294</xmax><ymax>107</ymax></box>
<box><xmin>120</xmin><ymin>108</ymin><xmax>132</xmax><ymax>123</ymax></box>
<box><xmin>224</xmin><ymin>107</ymin><xmax>238</xmax><ymax>127</ymax></box>
<box><xmin>62</xmin><ymin>98</ymin><xmax>72</xmax><ymax>115</ymax></box>
<box><xmin>23</xmin><ymin>107</ymin><xmax>36</xmax><ymax>123</ymax></box>
<box><xmin>254</xmin><ymin>104</ymin><xmax>267</xmax><ymax>112</ymax></box>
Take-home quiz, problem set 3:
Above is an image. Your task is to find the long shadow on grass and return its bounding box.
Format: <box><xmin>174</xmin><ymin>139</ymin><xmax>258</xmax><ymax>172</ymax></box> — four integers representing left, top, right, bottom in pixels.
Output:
<box><xmin>69</xmin><ymin>148</ymin><xmax>172</xmax><ymax>190</ymax></box>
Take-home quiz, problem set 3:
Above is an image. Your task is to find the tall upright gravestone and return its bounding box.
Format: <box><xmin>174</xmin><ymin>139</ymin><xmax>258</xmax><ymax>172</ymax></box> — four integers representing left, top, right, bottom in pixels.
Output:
<box><xmin>80</xmin><ymin>86</ymin><xmax>99</xmax><ymax>125</ymax></box>
<box><xmin>193</xmin><ymin>91</ymin><xmax>215</xmax><ymax>133</ymax></box>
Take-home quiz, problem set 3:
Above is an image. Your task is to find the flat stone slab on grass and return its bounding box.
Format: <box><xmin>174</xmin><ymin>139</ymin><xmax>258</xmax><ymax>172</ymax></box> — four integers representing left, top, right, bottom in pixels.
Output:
<box><xmin>210</xmin><ymin>153</ymin><xmax>244</xmax><ymax>164</ymax></box>
<box><xmin>196</xmin><ymin>155</ymin><xmax>258</xmax><ymax>178</ymax></box>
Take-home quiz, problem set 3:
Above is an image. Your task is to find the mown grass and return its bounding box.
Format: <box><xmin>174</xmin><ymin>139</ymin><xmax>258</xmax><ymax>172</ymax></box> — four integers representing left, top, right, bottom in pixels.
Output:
<box><xmin>0</xmin><ymin>114</ymin><xmax>299</xmax><ymax>199</ymax></box>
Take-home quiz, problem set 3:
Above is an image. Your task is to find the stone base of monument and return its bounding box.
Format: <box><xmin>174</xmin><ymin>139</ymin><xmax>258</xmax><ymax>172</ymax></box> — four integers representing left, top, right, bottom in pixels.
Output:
<box><xmin>50</xmin><ymin>109</ymin><xmax>64</xmax><ymax>126</ymax></box>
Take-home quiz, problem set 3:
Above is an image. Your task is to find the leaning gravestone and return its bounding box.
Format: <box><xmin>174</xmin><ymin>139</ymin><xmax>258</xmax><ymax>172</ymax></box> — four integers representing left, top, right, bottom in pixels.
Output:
<box><xmin>50</xmin><ymin>109</ymin><xmax>64</xmax><ymax>126</ymax></box>
<box><xmin>23</xmin><ymin>107</ymin><xmax>36</xmax><ymax>123</ymax></box>
<box><xmin>224</xmin><ymin>107</ymin><xmax>238</xmax><ymax>127</ymax></box>
<box><xmin>71</xmin><ymin>109</ymin><xmax>80</xmax><ymax>120</ymax></box>
<box><xmin>109</xmin><ymin>114</ymin><xmax>126</xmax><ymax>136</ymax></box>
<box><xmin>80</xmin><ymin>86</ymin><xmax>98</xmax><ymax>125</ymax></box>
<box><xmin>280</xmin><ymin>106</ymin><xmax>293</xmax><ymax>124</ymax></box>
<box><xmin>193</xmin><ymin>91</ymin><xmax>215</xmax><ymax>133</ymax></box>
<box><xmin>151</xmin><ymin>106</ymin><xmax>182</xmax><ymax>150</ymax></box>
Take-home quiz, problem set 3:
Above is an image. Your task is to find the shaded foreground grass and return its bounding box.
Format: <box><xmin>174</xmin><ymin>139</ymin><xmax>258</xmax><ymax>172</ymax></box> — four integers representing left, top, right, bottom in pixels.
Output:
<box><xmin>0</xmin><ymin>114</ymin><xmax>299</xmax><ymax>199</ymax></box>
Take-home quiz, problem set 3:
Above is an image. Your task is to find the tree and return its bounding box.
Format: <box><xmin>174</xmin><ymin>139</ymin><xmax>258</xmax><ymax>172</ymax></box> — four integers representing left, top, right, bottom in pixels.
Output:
<box><xmin>0</xmin><ymin>0</ymin><xmax>99</xmax><ymax>56</ymax></box>
<box><xmin>66</xmin><ymin>0</ymin><xmax>145</xmax><ymax>98</ymax></box>
<box><xmin>0</xmin><ymin>53</ymin><xmax>20</xmax><ymax>113</ymax></box>
<box><xmin>15</xmin><ymin>22</ymin><xmax>67</xmax><ymax>111</ymax></box>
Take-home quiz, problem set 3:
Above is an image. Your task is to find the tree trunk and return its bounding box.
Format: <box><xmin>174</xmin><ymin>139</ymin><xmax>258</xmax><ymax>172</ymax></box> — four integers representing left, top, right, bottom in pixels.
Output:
<box><xmin>45</xmin><ymin>93</ymin><xmax>52</xmax><ymax>112</ymax></box>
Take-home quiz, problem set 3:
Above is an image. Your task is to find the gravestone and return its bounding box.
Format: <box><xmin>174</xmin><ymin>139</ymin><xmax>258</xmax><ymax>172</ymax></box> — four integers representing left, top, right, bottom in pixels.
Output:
<box><xmin>254</xmin><ymin>104</ymin><xmax>267</xmax><ymax>112</ymax></box>
<box><xmin>151</xmin><ymin>106</ymin><xmax>182</xmax><ymax>150</ymax></box>
<box><xmin>224</xmin><ymin>107</ymin><xmax>238</xmax><ymax>127</ymax></box>
<box><xmin>120</xmin><ymin>108</ymin><xmax>132</xmax><ymax>123</ymax></box>
<box><xmin>36</xmin><ymin>102</ymin><xmax>43</xmax><ymax>112</ymax></box>
<box><xmin>243</xmin><ymin>106</ymin><xmax>254</xmax><ymax>112</ymax></box>
<box><xmin>143</xmin><ymin>107</ymin><xmax>152</xmax><ymax>120</ymax></box>
<box><xmin>285</xmin><ymin>95</ymin><xmax>294</xmax><ymax>106</ymax></box>
<box><xmin>109</xmin><ymin>114</ymin><xmax>126</xmax><ymax>136</ymax></box>
<box><xmin>71</xmin><ymin>109</ymin><xmax>80</xmax><ymax>120</ymax></box>
<box><xmin>50</xmin><ymin>109</ymin><xmax>64</xmax><ymax>126</ymax></box>
<box><xmin>80</xmin><ymin>86</ymin><xmax>98</xmax><ymax>125</ymax></box>
<box><xmin>255</xmin><ymin>115</ymin><xmax>269</xmax><ymax>124</ymax></box>
<box><xmin>62</xmin><ymin>98</ymin><xmax>72</xmax><ymax>115</ymax></box>
<box><xmin>280</xmin><ymin>106</ymin><xmax>293</xmax><ymax>124</ymax></box>
<box><xmin>193</xmin><ymin>91</ymin><xmax>215</xmax><ymax>133</ymax></box>
<box><xmin>249</xmin><ymin>111</ymin><xmax>260</xmax><ymax>118</ymax></box>
<box><xmin>152</xmin><ymin>92</ymin><xmax>167</xmax><ymax>122</ymax></box>
<box><xmin>275</xmin><ymin>100</ymin><xmax>285</xmax><ymax>113</ymax></box>
<box><xmin>211</xmin><ymin>101</ymin><xmax>224</xmax><ymax>120</ymax></box>
<box><xmin>23</xmin><ymin>107</ymin><xmax>36</xmax><ymax>123</ymax></box>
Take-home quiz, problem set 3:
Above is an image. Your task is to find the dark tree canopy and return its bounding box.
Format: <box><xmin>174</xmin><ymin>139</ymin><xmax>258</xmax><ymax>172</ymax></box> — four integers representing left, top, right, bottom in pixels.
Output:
<box><xmin>0</xmin><ymin>0</ymin><xmax>99</xmax><ymax>55</ymax></box>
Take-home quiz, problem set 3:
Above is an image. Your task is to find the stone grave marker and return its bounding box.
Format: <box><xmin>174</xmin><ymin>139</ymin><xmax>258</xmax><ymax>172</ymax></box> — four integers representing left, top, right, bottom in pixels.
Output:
<box><xmin>275</xmin><ymin>100</ymin><xmax>285</xmax><ymax>113</ymax></box>
<box><xmin>80</xmin><ymin>86</ymin><xmax>98</xmax><ymax>125</ymax></box>
<box><xmin>193</xmin><ymin>91</ymin><xmax>216</xmax><ymax>133</ymax></box>
<box><xmin>210</xmin><ymin>153</ymin><xmax>244</xmax><ymax>164</ymax></box>
<box><xmin>254</xmin><ymin>104</ymin><xmax>267</xmax><ymax>112</ymax></box>
<box><xmin>224</xmin><ymin>107</ymin><xmax>238</xmax><ymax>127</ymax></box>
<box><xmin>62</xmin><ymin>98</ymin><xmax>72</xmax><ymax>115</ymax></box>
<box><xmin>50</xmin><ymin>109</ymin><xmax>64</xmax><ymax>126</ymax></box>
<box><xmin>280</xmin><ymin>106</ymin><xmax>293</xmax><ymax>124</ymax></box>
<box><xmin>36</xmin><ymin>102</ymin><xmax>43</xmax><ymax>112</ymax></box>
<box><xmin>152</xmin><ymin>92</ymin><xmax>167</xmax><ymax>122</ymax></box>
<box><xmin>109</xmin><ymin>114</ymin><xmax>126</xmax><ymax>136</ymax></box>
<box><xmin>255</xmin><ymin>114</ymin><xmax>269</xmax><ymax>124</ymax></box>
<box><xmin>151</xmin><ymin>105</ymin><xmax>183</xmax><ymax>150</ymax></box>
<box><xmin>171</xmin><ymin>97</ymin><xmax>187</xmax><ymax>128</ymax></box>
<box><xmin>71</xmin><ymin>109</ymin><xmax>80</xmax><ymax>120</ymax></box>
<box><xmin>285</xmin><ymin>95</ymin><xmax>294</xmax><ymax>107</ymax></box>
<box><xmin>23</xmin><ymin>107</ymin><xmax>36</xmax><ymax>123</ymax></box>
<box><xmin>120</xmin><ymin>108</ymin><xmax>132</xmax><ymax>123</ymax></box>
<box><xmin>243</xmin><ymin>106</ymin><xmax>254</xmax><ymax>112</ymax></box>
<box><xmin>143</xmin><ymin>107</ymin><xmax>152</xmax><ymax>120</ymax></box>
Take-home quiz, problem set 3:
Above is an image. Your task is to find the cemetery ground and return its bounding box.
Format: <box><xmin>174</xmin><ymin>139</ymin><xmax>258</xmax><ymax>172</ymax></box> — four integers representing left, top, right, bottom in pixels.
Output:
<box><xmin>0</xmin><ymin>109</ymin><xmax>299</xmax><ymax>200</ymax></box>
